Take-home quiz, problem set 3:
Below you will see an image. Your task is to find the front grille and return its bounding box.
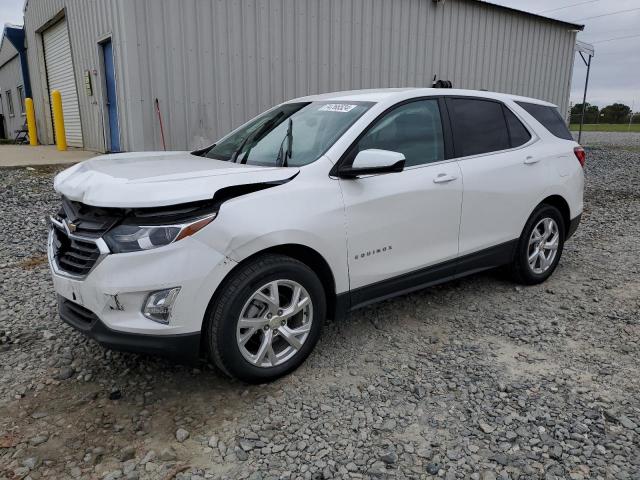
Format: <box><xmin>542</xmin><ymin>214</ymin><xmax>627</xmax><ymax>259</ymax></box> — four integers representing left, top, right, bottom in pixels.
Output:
<box><xmin>58</xmin><ymin>295</ymin><xmax>98</xmax><ymax>331</ymax></box>
<box><xmin>50</xmin><ymin>197</ymin><xmax>120</xmax><ymax>276</ymax></box>
<box><xmin>51</xmin><ymin>224</ymin><xmax>101</xmax><ymax>275</ymax></box>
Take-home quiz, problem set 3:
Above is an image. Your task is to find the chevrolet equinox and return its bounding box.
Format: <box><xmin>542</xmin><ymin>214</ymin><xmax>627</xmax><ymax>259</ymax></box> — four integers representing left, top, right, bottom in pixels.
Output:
<box><xmin>49</xmin><ymin>88</ymin><xmax>584</xmax><ymax>382</ymax></box>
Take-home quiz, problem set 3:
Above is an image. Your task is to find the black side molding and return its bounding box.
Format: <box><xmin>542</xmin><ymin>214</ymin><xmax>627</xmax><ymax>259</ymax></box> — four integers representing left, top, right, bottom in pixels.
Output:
<box><xmin>566</xmin><ymin>214</ymin><xmax>581</xmax><ymax>240</ymax></box>
<box><xmin>335</xmin><ymin>239</ymin><xmax>518</xmax><ymax>317</ymax></box>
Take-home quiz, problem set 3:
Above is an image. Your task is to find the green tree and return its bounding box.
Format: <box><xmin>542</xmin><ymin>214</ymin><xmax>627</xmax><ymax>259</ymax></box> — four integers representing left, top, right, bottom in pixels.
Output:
<box><xmin>570</xmin><ymin>103</ymin><xmax>599</xmax><ymax>123</ymax></box>
<box><xmin>600</xmin><ymin>103</ymin><xmax>632</xmax><ymax>124</ymax></box>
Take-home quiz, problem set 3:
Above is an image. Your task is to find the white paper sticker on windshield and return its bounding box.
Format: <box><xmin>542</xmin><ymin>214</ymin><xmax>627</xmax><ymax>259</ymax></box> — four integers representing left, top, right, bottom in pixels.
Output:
<box><xmin>319</xmin><ymin>103</ymin><xmax>358</xmax><ymax>113</ymax></box>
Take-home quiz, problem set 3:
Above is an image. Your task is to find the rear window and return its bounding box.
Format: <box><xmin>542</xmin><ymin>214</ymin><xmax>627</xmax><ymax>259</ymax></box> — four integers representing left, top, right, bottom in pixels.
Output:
<box><xmin>448</xmin><ymin>98</ymin><xmax>510</xmax><ymax>157</ymax></box>
<box><xmin>516</xmin><ymin>101</ymin><xmax>572</xmax><ymax>140</ymax></box>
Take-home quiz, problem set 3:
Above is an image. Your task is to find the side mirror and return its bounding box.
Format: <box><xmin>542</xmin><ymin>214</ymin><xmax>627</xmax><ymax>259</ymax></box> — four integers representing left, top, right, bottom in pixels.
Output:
<box><xmin>337</xmin><ymin>149</ymin><xmax>406</xmax><ymax>179</ymax></box>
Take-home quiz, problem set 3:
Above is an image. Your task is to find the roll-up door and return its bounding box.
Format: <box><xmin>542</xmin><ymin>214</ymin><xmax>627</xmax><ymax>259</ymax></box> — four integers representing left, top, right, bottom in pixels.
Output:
<box><xmin>43</xmin><ymin>19</ymin><xmax>83</xmax><ymax>147</ymax></box>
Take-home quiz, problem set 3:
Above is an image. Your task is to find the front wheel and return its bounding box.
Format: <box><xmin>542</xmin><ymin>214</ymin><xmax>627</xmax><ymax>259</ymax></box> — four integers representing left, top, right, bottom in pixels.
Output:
<box><xmin>510</xmin><ymin>205</ymin><xmax>565</xmax><ymax>285</ymax></box>
<box><xmin>205</xmin><ymin>254</ymin><xmax>325</xmax><ymax>383</ymax></box>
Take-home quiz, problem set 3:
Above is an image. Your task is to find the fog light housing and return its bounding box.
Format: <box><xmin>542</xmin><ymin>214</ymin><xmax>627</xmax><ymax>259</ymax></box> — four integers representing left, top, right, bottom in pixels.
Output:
<box><xmin>142</xmin><ymin>287</ymin><xmax>181</xmax><ymax>324</ymax></box>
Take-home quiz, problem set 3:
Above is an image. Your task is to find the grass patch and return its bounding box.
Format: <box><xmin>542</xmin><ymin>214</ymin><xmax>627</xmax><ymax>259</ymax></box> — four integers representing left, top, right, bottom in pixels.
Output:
<box><xmin>570</xmin><ymin>124</ymin><xmax>640</xmax><ymax>133</ymax></box>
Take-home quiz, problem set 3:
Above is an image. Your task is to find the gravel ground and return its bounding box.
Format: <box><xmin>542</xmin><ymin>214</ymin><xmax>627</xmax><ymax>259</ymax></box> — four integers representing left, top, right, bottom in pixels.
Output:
<box><xmin>1</xmin><ymin>134</ymin><xmax>639</xmax><ymax>480</ymax></box>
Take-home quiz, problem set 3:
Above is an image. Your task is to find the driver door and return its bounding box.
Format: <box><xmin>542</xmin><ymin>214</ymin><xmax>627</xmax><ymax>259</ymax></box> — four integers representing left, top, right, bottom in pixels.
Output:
<box><xmin>337</xmin><ymin>98</ymin><xmax>463</xmax><ymax>307</ymax></box>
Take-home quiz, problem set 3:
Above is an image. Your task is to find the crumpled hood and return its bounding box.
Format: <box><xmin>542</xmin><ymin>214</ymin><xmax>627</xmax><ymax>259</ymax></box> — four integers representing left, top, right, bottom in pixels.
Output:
<box><xmin>53</xmin><ymin>151</ymin><xmax>299</xmax><ymax>208</ymax></box>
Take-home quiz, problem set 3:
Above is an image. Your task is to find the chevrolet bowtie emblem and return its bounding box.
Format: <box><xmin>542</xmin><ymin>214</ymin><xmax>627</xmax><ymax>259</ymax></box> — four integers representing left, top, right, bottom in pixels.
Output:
<box><xmin>67</xmin><ymin>222</ymin><xmax>77</xmax><ymax>232</ymax></box>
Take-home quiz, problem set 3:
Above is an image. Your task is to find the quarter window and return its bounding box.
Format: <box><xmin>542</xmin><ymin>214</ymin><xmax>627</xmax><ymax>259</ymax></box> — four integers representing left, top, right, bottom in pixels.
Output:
<box><xmin>516</xmin><ymin>101</ymin><xmax>572</xmax><ymax>140</ymax></box>
<box><xmin>503</xmin><ymin>107</ymin><xmax>531</xmax><ymax>147</ymax></box>
<box><xmin>351</xmin><ymin>99</ymin><xmax>445</xmax><ymax>167</ymax></box>
<box><xmin>5</xmin><ymin>90</ymin><xmax>14</xmax><ymax>116</ymax></box>
<box><xmin>448</xmin><ymin>98</ymin><xmax>510</xmax><ymax>157</ymax></box>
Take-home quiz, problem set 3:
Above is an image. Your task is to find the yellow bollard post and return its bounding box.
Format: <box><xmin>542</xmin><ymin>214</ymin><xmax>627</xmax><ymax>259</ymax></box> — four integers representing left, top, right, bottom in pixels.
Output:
<box><xmin>25</xmin><ymin>98</ymin><xmax>38</xmax><ymax>146</ymax></box>
<box><xmin>51</xmin><ymin>90</ymin><xmax>67</xmax><ymax>151</ymax></box>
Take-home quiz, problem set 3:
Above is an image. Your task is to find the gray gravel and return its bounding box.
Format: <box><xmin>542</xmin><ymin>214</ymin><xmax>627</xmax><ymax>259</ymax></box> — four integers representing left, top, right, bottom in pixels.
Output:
<box><xmin>1</xmin><ymin>135</ymin><xmax>639</xmax><ymax>480</ymax></box>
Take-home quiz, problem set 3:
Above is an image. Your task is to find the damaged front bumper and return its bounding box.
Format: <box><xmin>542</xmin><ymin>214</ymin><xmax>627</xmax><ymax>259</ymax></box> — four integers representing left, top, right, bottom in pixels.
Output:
<box><xmin>49</xmin><ymin>231</ymin><xmax>238</xmax><ymax>360</ymax></box>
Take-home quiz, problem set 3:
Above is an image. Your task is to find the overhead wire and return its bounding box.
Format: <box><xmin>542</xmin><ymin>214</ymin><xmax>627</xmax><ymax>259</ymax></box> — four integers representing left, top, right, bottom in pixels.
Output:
<box><xmin>537</xmin><ymin>0</ymin><xmax>601</xmax><ymax>14</ymax></box>
<box><xmin>572</xmin><ymin>6</ymin><xmax>640</xmax><ymax>22</ymax></box>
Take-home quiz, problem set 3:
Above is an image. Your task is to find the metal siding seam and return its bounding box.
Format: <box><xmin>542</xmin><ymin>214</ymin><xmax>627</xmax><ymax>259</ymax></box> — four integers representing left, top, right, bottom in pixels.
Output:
<box><xmin>480</xmin><ymin>4</ymin><xmax>489</xmax><ymax>89</ymax></box>
<box><xmin>370</xmin><ymin>0</ymin><xmax>379</xmax><ymax>86</ymax></box>
<box><xmin>414</xmin><ymin>0</ymin><xmax>425</xmax><ymax>86</ymax></box>
<box><xmin>562</xmin><ymin>32</ymin><xmax>577</xmax><ymax>116</ymax></box>
<box><xmin>431</xmin><ymin>0</ymin><xmax>441</xmax><ymax>82</ymax></box>
<box><xmin>361</xmin><ymin>0</ymin><xmax>371</xmax><ymax>89</ymax></box>
<box><xmin>453</xmin><ymin>1</ymin><xmax>463</xmax><ymax>87</ymax></box>
<box><xmin>540</xmin><ymin>24</ymin><xmax>552</xmax><ymax>103</ymax></box>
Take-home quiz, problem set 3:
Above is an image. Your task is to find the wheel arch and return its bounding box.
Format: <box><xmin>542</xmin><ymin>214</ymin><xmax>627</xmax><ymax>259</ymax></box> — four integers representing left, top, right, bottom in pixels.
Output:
<box><xmin>538</xmin><ymin>194</ymin><xmax>571</xmax><ymax>237</ymax></box>
<box><xmin>200</xmin><ymin>244</ymin><xmax>340</xmax><ymax>351</ymax></box>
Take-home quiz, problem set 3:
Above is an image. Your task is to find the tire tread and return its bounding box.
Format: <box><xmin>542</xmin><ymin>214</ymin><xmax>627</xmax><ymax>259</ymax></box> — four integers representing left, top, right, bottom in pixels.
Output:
<box><xmin>206</xmin><ymin>254</ymin><xmax>321</xmax><ymax>381</ymax></box>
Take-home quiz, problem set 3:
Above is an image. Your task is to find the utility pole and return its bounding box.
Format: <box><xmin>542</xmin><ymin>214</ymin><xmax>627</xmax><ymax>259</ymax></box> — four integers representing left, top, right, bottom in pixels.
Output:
<box><xmin>578</xmin><ymin>52</ymin><xmax>592</xmax><ymax>144</ymax></box>
<box><xmin>575</xmin><ymin>41</ymin><xmax>595</xmax><ymax>144</ymax></box>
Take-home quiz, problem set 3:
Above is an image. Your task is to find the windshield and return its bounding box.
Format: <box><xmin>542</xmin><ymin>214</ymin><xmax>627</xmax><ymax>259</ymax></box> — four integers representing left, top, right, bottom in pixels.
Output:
<box><xmin>199</xmin><ymin>101</ymin><xmax>373</xmax><ymax>167</ymax></box>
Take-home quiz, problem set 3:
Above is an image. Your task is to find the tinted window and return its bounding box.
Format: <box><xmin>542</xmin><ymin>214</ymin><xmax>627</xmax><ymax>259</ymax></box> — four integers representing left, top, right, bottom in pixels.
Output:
<box><xmin>448</xmin><ymin>98</ymin><xmax>510</xmax><ymax>157</ymax></box>
<box><xmin>504</xmin><ymin>107</ymin><xmax>531</xmax><ymax>147</ymax></box>
<box><xmin>351</xmin><ymin>99</ymin><xmax>444</xmax><ymax>167</ymax></box>
<box><xmin>516</xmin><ymin>101</ymin><xmax>572</xmax><ymax>140</ymax></box>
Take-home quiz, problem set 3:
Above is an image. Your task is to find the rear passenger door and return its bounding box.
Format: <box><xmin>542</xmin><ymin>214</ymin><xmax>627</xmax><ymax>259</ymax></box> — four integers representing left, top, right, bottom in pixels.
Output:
<box><xmin>446</xmin><ymin>97</ymin><xmax>547</xmax><ymax>257</ymax></box>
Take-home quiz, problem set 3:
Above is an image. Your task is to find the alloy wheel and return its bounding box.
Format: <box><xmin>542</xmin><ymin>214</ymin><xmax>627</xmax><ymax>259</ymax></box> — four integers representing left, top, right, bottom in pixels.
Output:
<box><xmin>236</xmin><ymin>279</ymin><xmax>313</xmax><ymax>368</ymax></box>
<box><xmin>527</xmin><ymin>217</ymin><xmax>560</xmax><ymax>274</ymax></box>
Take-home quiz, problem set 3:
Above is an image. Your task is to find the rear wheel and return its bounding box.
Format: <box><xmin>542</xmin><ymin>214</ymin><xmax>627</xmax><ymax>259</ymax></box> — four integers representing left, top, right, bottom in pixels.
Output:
<box><xmin>205</xmin><ymin>254</ymin><xmax>325</xmax><ymax>383</ymax></box>
<box><xmin>511</xmin><ymin>205</ymin><xmax>565</xmax><ymax>285</ymax></box>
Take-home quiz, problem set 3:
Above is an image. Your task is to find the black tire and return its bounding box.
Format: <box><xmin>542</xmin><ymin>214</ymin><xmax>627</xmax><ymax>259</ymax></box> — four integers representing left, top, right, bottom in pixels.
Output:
<box><xmin>510</xmin><ymin>204</ymin><xmax>565</xmax><ymax>285</ymax></box>
<box><xmin>205</xmin><ymin>254</ymin><xmax>325</xmax><ymax>383</ymax></box>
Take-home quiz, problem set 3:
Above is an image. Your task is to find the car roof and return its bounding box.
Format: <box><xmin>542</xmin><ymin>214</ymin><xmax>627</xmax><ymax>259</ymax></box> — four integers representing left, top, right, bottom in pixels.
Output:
<box><xmin>290</xmin><ymin>88</ymin><xmax>558</xmax><ymax>108</ymax></box>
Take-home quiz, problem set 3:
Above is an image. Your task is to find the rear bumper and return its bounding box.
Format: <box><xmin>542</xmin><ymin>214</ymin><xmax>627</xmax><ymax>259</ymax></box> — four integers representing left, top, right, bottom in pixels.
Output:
<box><xmin>566</xmin><ymin>213</ymin><xmax>581</xmax><ymax>240</ymax></box>
<box><xmin>58</xmin><ymin>295</ymin><xmax>201</xmax><ymax>363</ymax></box>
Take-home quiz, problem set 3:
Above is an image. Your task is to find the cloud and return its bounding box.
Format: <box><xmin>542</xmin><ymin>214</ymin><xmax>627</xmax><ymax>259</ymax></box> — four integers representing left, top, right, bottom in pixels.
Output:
<box><xmin>0</xmin><ymin>3</ymin><xmax>23</xmax><ymax>27</ymax></box>
<box><xmin>2</xmin><ymin>0</ymin><xmax>638</xmax><ymax>110</ymax></box>
<box><xmin>493</xmin><ymin>0</ymin><xmax>640</xmax><ymax>110</ymax></box>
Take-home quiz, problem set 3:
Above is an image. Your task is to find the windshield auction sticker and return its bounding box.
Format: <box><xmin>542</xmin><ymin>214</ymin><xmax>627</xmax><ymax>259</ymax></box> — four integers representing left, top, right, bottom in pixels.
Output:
<box><xmin>319</xmin><ymin>104</ymin><xmax>358</xmax><ymax>113</ymax></box>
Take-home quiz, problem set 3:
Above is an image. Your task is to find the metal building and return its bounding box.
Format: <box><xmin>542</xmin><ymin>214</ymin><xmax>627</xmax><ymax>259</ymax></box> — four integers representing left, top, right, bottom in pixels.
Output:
<box><xmin>22</xmin><ymin>0</ymin><xmax>583</xmax><ymax>153</ymax></box>
<box><xmin>0</xmin><ymin>25</ymin><xmax>31</xmax><ymax>140</ymax></box>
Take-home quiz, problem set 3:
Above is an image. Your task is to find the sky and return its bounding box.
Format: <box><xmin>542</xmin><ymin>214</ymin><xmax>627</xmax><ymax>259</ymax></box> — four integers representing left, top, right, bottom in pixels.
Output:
<box><xmin>480</xmin><ymin>0</ymin><xmax>639</xmax><ymax>110</ymax></box>
<box><xmin>1</xmin><ymin>0</ymin><xmax>638</xmax><ymax>110</ymax></box>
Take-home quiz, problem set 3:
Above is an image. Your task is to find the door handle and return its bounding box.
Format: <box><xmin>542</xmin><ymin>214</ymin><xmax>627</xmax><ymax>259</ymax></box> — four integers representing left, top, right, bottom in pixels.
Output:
<box><xmin>524</xmin><ymin>156</ymin><xmax>540</xmax><ymax>165</ymax></box>
<box><xmin>433</xmin><ymin>173</ymin><xmax>457</xmax><ymax>184</ymax></box>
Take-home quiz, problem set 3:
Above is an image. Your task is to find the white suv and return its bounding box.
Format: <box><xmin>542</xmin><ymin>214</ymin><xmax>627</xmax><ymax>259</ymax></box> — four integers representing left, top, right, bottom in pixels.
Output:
<box><xmin>49</xmin><ymin>88</ymin><xmax>584</xmax><ymax>382</ymax></box>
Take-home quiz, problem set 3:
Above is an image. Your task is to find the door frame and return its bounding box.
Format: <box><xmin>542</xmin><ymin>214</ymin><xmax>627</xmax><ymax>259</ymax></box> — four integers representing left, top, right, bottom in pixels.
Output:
<box><xmin>97</xmin><ymin>34</ymin><xmax>121</xmax><ymax>152</ymax></box>
<box><xmin>329</xmin><ymin>96</ymin><xmax>456</xmax><ymax>176</ymax></box>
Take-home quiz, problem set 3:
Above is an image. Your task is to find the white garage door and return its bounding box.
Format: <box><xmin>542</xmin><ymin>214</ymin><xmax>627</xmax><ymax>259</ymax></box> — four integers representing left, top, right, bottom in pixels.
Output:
<box><xmin>43</xmin><ymin>19</ymin><xmax>83</xmax><ymax>147</ymax></box>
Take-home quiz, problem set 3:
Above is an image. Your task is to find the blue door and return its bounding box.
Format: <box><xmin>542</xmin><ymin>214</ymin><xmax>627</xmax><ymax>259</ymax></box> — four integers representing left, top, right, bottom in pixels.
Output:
<box><xmin>102</xmin><ymin>40</ymin><xmax>120</xmax><ymax>152</ymax></box>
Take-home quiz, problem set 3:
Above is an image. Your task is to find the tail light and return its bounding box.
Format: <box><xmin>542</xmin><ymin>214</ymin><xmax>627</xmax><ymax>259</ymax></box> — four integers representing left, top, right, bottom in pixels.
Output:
<box><xmin>574</xmin><ymin>146</ymin><xmax>586</xmax><ymax>168</ymax></box>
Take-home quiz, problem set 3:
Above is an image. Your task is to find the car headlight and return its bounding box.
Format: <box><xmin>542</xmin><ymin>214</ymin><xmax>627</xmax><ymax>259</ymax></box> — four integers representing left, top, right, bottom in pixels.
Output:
<box><xmin>104</xmin><ymin>213</ymin><xmax>216</xmax><ymax>253</ymax></box>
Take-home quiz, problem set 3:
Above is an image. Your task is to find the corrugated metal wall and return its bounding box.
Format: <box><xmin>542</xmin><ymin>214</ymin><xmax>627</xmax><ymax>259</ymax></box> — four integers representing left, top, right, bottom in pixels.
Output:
<box><xmin>24</xmin><ymin>0</ymin><xmax>578</xmax><ymax>153</ymax></box>
<box><xmin>0</xmin><ymin>54</ymin><xmax>26</xmax><ymax>138</ymax></box>
<box><xmin>24</xmin><ymin>0</ymin><xmax>130</xmax><ymax>151</ymax></box>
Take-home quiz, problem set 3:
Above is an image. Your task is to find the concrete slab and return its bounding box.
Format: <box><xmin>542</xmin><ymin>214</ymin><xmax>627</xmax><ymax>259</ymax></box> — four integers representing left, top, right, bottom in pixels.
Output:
<box><xmin>0</xmin><ymin>145</ymin><xmax>98</xmax><ymax>167</ymax></box>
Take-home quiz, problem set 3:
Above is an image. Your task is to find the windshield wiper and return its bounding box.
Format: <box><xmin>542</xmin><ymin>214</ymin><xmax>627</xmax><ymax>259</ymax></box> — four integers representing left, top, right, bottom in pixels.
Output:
<box><xmin>231</xmin><ymin>111</ymin><xmax>285</xmax><ymax>164</ymax></box>
<box><xmin>276</xmin><ymin>118</ymin><xmax>293</xmax><ymax>167</ymax></box>
<box><xmin>191</xmin><ymin>144</ymin><xmax>215</xmax><ymax>157</ymax></box>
